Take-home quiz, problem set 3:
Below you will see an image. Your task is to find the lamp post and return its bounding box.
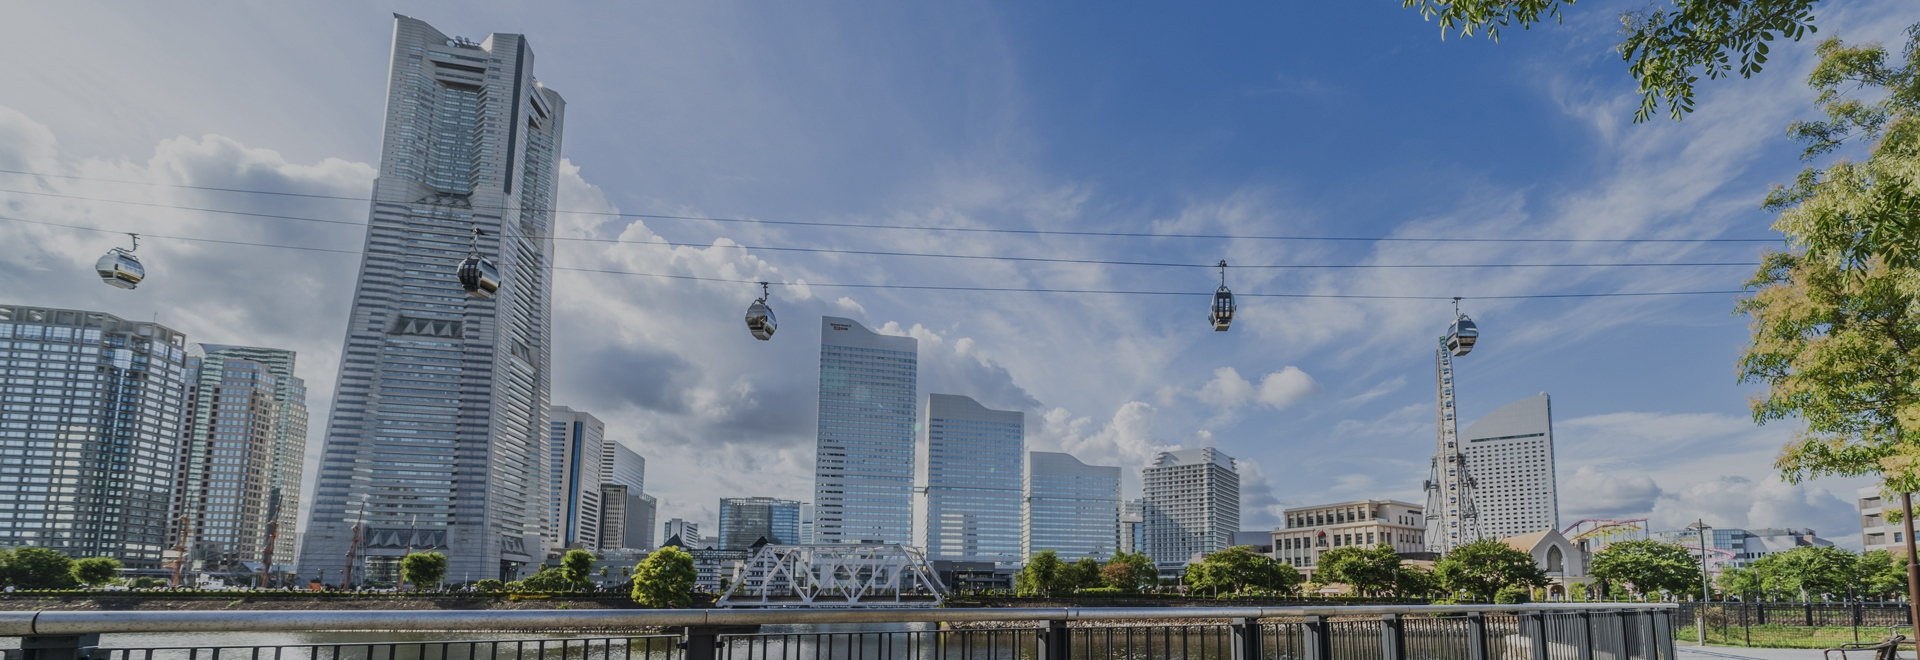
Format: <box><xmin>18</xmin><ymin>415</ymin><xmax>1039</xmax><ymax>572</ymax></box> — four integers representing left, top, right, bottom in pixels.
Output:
<box><xmin>1697</xmin><ymin>520</ymin><xmax>1711</xmax><ymax>647</ymax></box>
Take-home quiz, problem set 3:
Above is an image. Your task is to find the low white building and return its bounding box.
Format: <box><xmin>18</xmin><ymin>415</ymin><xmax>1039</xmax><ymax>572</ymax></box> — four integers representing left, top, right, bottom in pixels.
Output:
<box><xmin>1272</xmin><ymin>499</ymin><xmax>1426</xmax><ymax>580</ymax></box>
<box><xmin>1502</xmin><ymin>528</ymin><xmax>1586</xmax><ymax>598</ymax></box>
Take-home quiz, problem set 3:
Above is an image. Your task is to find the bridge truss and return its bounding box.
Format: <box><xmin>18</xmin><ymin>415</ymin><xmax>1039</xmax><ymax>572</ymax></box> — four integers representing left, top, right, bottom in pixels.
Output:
<box><xmin>717</xmin><ymin>544</ymin><xmax>948</xmax><ymax>608</ymax></box>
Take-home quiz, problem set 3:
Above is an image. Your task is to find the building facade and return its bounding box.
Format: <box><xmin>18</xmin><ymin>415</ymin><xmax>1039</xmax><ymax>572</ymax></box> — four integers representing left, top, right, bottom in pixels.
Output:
<box><xmin>0</xmin><ymin>305</ymin><xmax>189</xmax><ymax>569</ymax></box>
<box><xmin>1142</xmin><ymin>448</ymin><xmax>1240</xmax><ymax>573</ymax></box>
<box><xmin>1860</xmin><ymin>488</ymin><xmax>1902</xmax><ymax>553</ymax></box>
<box><xmin>597</xmin><ymin>484</ymin><xmax>655</xmax><ymax>550</ymax></box>
<box><xmin>812</xmin><ymin>317</ymin><xmax>917</xmax><ymax>545</ymax></box>
<box><xmin>169</xmin><ymin>345</ymin><xmax>308</xmax><ymax>577</ymax></box>
<box><xmin>1120</xmin><ymin>499</ymin><xmax>1145</xmax><ymax>555</ymax></box>
<box><xmin>1460</xmin><ymin>394</ymin><xmax>1559</xmax><ymax>541</ymax></box>
<box><xmin>718</xmin><ymin>497</ymin><xmax>802</xmax><ymax>550</ymax></box>
<box><xmin>603</xmin><ymin>439</ymin><xmax>644</xmax><ymax>491</ymax></box>
<box><xmin>922</xmin><ymin>394</ymin><xmax>1023</xmax><ymax>566</ymax></box>
<box><xmin>1023</xmin><ymin>451</ymin><xmax>1120</xmax><ymax>561</ymax></box>
<box><xmin>548</xmin><ymin>406</ymin><xmax>603</xmax><ymax>549</ymax></box>
<box><xmin>663</xmin><ymin>518</ymin><xmax>702</xmax><ymax>548</ymax></box>
<box><xmin>1274</xmin><ymin>500</ymin><xmax>1426</xmax><ymax>576</ymax></box>
<box><xmin>299</xmin><ymin>14</ymin><xmax>567</xmax><ymax>585</ymax></box>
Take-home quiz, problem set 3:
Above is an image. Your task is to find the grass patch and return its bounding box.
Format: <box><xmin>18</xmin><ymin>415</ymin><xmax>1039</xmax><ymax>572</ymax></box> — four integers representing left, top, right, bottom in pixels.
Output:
<box><xmin>1677</xmin><ymin>624</ymin><xmax>1914</xmax><ymax>649</ymax></box>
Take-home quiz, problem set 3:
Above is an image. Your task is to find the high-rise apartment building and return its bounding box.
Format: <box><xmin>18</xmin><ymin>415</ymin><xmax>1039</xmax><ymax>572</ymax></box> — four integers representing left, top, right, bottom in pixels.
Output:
<box><xmin>922</xmin><ymin>394</ymin><xmax>1023</xmax><ymax>566</ymax></box>
<box><xmin>1460</xmin><ymin>394</ymin><xmax>1559</xmax><ymax>540</ymax></box>
<box><xmin>0</xmin><ymin>305</ymin><xmax>189</xmax><ymax>568</ymax></box>
<box><xmin>718</xmin><ymin>497</ymin><xmax>802</xmax><ymax>550</ymax></box>
<box><xmin>1142</xmin><ymin>448</ymin><xmax>1240</xmax><ymax>573</ymax></box>
<box><xmin>598</xmin><ymin>484</ymin><xmax>655</xmax><ymax>550</ymax></box>
<box><xmin>812</xmin><ymin>317</ymin><xmax>917</xmax><ymax>545</ymax></box>
<box><xmin>1023</xmin><ymin>452</ymin><xmax>1119</xmax><ymax>561</ymax></box>
<box><xmin>300</xmin><ymin>14</ymin><xmax>567</xmax><ymax>585</ymax></box>
<box><xmin>663</xmin><ymin>518</ymin><xmax>702</xmax><ymax>548</ymax></box>
<box><xmin>548</xmin><ymin>407</ymin><xmax>603</xmax><ymax>549</ymax></box>
<box><xmin>169</xmin><ymin>345</ymin><xmax>308</xmax><ymax>576</ymax></box>
<box><xmin>602</xmin><ymin>439</ymin><xmax>644</xmax><ymax>490</ymax></box>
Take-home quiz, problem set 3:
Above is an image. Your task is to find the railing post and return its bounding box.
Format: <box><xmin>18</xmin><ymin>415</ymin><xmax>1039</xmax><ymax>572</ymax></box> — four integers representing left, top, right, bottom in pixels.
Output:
<box><xmin>1233</xmin><ymin>617</ymin><xmax>1264</xmax><ymax>660</ymax></box>
<box><xmin>1305</xmin><ymin>615</ymin><xmax>1333</xmax><ymax>660</ymax></box>
<box><xmin>1577</xmin><ymin>612</ymin><xmax>1594</xmax><ymax>660</ymax></box>
<box><xmin>1040</xmin><ymin>619</ymin><xmax>1069</xmax><ymax>660</ymax></box>
<box><xmin>12</xmin><ymin>635</ymin><xmax>100</xmax><ymax>660</ymax></box>
<box><xmin>1652</xmin><ymin>609</ymin><xmax>1675</xmax><ymax>660</ymax></box>
<box><xmin>1467</xmin><ymin>612</ymin><xmax>1489</xmax><ymax>660</ymax></box>
<box><xmin>1523</xmin><ymin>611</ymin><xmax>1548</xmax><ymax>660</ymax></box>
<box><xmin>680</xmin><ymin>625</ymin><xmax>757</xmax><ymax>660</ymax></box>
<box><xmin>1805</xmin><ymin>603</ymin><xmax>1815</xmax><ymax>628</ymax></box>
<box><xmin>1617</xmin><ymin>610</ymin><xmax>1635</xmax><ymax>660</ymax></box>
<box><xmin>1381</xmin><ymin>613</ymin><xmax>1406</xmax><ymax>660</ymax></box>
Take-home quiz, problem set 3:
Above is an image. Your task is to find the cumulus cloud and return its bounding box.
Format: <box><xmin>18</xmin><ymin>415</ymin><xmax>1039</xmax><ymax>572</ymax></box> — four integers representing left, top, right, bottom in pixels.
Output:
<box><xmin>1190</xmin><ymin>366</ymin><xmax>1323</xmax><ymax>411</ymax></box>
<box><xmin>1561</xmin><ymin>465</ymin><xmax>1663</xmax><ymax>519</ymax></box>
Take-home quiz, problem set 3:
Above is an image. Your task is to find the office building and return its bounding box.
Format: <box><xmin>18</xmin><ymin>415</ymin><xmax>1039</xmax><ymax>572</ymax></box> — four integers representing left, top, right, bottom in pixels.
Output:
<box><xmin>664</xmin><ymin>518</ymin><xmax>702</xmax><ymax>548</ymax></box>
<box><xmin>598</xmin><ymin>484</ymin><xmax>655</xmax><ymax>550</ymax></box>
<box><xmin>812</xmin><ymin>317</ymin><xmax>918</xmax><ymax>545</ymax></box>
<box><xmin>299</xmin><ymin>15</ymin><xmax>567</xmax><ymax>585</ymax></box>
<box><xmin>1142</xmin><ymin>448</ymin><xmax>1240</xmax><ymax>573</ymax></box>
<box><xmin>1120</xmin><ymin>499</ymin><xmax>1145</xmax><ymax>555</ymax></box>
<box><xmin>799</xmin><ymin>503</ymin><xmax>815</xmax><ymax>544</ymax></box>
<box><xmin>603</xmin><ymin>439</ymin><xmax>644</xmax><ymax>491</ymax></box>
<box><xmin>1459</xmin><ymin>394</ymin><xmax>1559</xmax><ymax>541</ymax></box>
<box><xmin>922</xmin><ymin>394</ymin><xmax>1023</xmax><ymax>566</ymax></box>
<box><xmin>718</xmin><ymin>497</ymin><xmax>802</xmax><ymax>550</ymax></box>
<box><xmin>1860</xmin><ymin>488</ymin><xmax>1906</xmax><ymax>553</ymax></box>
<box><xmin>0</xmin><ymin>305</ymin><xmax>189</xmax><ymax>569</ymax></box>
<box><xmin>548</xmin><ymin>407</ymin><xmax>603</xmax><ymax>549</ymax></box>
<box><xmin>1023</xmin><ymin>451</ymin><xmax>1120</xmax><ymax>561</ymax></box>
<box><xmin>169</xmin><ymin>345</ymin><xmax>308</xmax><ymax>575</ymax></box>
<box><xmin>1273</xmin><ymin>500</ymin><xmax>1426</xmax><ymax>576</ymax></box>
<box><xmin>1652</xmin><ymin>523</ymin><xmax>1835</xmax><ymax>570</ymax></box>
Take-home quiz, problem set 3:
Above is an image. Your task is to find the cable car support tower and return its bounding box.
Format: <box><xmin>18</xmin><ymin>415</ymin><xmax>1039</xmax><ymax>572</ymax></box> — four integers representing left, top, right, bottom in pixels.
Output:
<box><xmin>1424</xmin><ymin>299</ymin><xmax>1482</xmax><ymax>554</ymax></box>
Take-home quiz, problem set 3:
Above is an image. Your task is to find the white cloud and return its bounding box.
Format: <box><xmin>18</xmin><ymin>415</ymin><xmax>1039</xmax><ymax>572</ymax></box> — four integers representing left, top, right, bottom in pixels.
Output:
<box><xmin>1189</xmin><ymin>366</ymin><xmax>1322</xmax><ymax>411</ymax></box>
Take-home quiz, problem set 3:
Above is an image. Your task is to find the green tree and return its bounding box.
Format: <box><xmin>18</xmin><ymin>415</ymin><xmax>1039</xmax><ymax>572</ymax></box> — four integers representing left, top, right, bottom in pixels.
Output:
<box><xmin>1857</xmin><ymin>549</ymin><xmax>1908</xmax><ymax>598</ymax></box>
<box><xmin>1589</xmin><ymin>540</ymin><xmax>1701</xmax><ymax>598</ymax></box>
<box><xmin>1067</xmin><ymin>558</ymin><xmax>1103</xmax><ymax>590</ymax></box>
<box><xmin>1184</xmin><ymin>546</ymin><xmax>1303</xmax><ymax>596</ymax></box>
<box><xmin>1313</xmin><ymin>544</ymin><xmax>1403</xmax><ymax>597</ymax></box>
<box><xmin>1751</xmin><ymin>546</ymin><xmax>1858</xmax><ymax>600</ymax></box>
<box><xmin>1433</xmin><ymin>539</ymin><xmax>1547</xmax><ymax>602</ymax></box>
<box><xmin>1394</xmin><ymin>564</ymin><xmax>1440</xmax><ymax>600</ymax></box>
<box><xmin>1400</xmin><ymin>0</ymin><xmax>1823</xmax><ymax>121</ymax></box>
<box><xmin>474</xmin><ymin>578</ymin><xmax>506</xmax><ymax>592</ymax></box>
<box><xmin>1017</xmin><ymin>550</ymin><xmax>1069</xmax><ymax>597</ymax></box>
<box><xmin>70</xmin><ymin>557</ymin><xmax>120</xmax><ymax>587</ymax></box>
<box><xmin>400</xmin><ymin>552</ymin><xmax>448</xmax><ymax>589</ymax></box>
<box><xmin>631</xmin><ymin>546</ymin><xmax>697</xmax><ymax>608</ymax></box>
<box><xmin>6</xmin><ymin>547</ymin><xmax>78</xmax><ymax>590</ymax></box>
<box><xmin>1718</xmin><ymin>566</ymin><xmax>1763</xmax><ymax>598</ymax></box>
<box><xmin>561</xmin><ymin>548</ymin><xmax>597</xmax><ymax>588</ymax></box>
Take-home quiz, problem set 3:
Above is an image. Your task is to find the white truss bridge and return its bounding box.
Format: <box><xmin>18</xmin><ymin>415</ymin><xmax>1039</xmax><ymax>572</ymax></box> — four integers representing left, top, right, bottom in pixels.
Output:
<box><xmin>717</xmin><ymin>544</ymin><xmax>947</xmax><ymax>608</ymax></box>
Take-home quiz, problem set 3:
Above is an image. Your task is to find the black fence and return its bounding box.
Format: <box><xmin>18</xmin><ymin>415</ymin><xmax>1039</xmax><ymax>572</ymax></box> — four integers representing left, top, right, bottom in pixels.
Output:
<box><xmin>1674</xmin><ymin>602</ymin><xmax>1917</xmax><ymax>629</ymax></box>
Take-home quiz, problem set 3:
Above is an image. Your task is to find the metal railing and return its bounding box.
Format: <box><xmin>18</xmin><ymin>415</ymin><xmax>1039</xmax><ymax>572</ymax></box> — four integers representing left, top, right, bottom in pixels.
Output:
<box><xmin>0</xmin><ymin>604</ymin><xmax>1677</xmax><ymax>660</ymax></box>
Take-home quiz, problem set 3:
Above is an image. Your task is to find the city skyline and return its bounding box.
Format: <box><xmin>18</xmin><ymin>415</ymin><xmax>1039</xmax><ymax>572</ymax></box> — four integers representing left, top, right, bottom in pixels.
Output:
<box><xmin>3</xmin><ymin>3</ymin><xmax>1913</xmax><ymax>553</ymax></box>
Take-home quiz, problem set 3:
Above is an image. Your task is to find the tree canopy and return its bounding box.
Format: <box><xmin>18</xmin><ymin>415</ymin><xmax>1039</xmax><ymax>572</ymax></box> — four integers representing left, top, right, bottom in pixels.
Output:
<box><xmin>70</xmin><ymin>556</ymin><xmax>120</xmax><ymax>587</ymax></box>
<box><xmin>561</xmin><ymin>549</ymin><xmax>597</xmax><ymax>587</ymax></box>
<box><xmin>1017</xmin><ymin>550</ymin><xmax>1070</xmax><ymax>597</ymax></box>
<box><xmin>1588</xmin><ymin>540</ymin><xmax>1701</xmax><ymax>597</ymax></box>
<box><xmin>1184</xmin><ymin>546</ymin><xmax>1303</xmax><ymax>596</ymax></box>
<box><xmin>5</xmin><ymin>547</ymin><xmax>77</xmax><ymax>590</ymax></box>
<box><xmin>400</xmin><ymin>552</ymin><xmax>448</xmax><ymax>589</ymax></box>
<box><xmin>1101</xmin><ymin>552</ymin><xmax>1157</xmax><ymax>592</ymax></box>
<box><xmin>1752</xmin><ymin>546</ymin><xmax>1860</xmax><ymax>600</ymax></box>
<box><xmin>1433</xmin><ymin>539</ymin><xmax>1547</xmax><ymax>601</ymax></box>
<box><xmin>1312</xmin><ymin>544</ymin><xmax>1403</xmax><ymax>597</ymax></box>
<box><xmin>632</xmin><ymin>546</ymin><xmax>697</xmax><ymax>608</ymax></box>
<box><xmin>1401</xmin><ymin>0</ymin><xmax>1824</xmax><ymax>121</ymax></box>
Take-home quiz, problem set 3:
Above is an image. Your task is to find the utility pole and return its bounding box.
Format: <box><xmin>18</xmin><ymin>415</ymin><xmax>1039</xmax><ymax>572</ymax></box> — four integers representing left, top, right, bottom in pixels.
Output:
<box><xmin>1903</xmin><ymin>493</ymin><xmax>1919</xmax><ymax>642</ymax></box>
<box><xmin>1697</xmin><ymin>519</ymin><xmax>1710</xmax><ymax>647</ymax></box>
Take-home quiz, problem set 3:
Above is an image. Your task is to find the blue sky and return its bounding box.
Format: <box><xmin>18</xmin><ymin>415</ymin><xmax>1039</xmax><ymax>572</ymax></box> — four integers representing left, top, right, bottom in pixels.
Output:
<box><xmin>2</xmin><ymin>1</ymin><xmax>1915</xmax><ymax>546</ymax></box>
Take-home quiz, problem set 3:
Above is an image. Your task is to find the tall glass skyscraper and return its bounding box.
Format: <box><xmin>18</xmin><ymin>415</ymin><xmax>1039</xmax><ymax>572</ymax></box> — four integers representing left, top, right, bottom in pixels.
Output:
<box><xmin>548</xmin><ymin>406</ymin><xmax>603</xmax><ymax>549</ymax></box>
<box><xmin>300</xmin><ymin>14</ymin><xmax>566</xmax><ymax>585</ymax></box>
<box><xmin>170</xmin><ymin>345</ymin><xmax>308</xmax><ymax>576</ymax></box>
<box><xmin>0</xmin><ymin>305</ymin><xmax>189</xmax><ymax>569</ymax></box>
<box><xmin>718</xmin><ymin>497</ymin><xmax>802</xmax><ymax>550</ymax></box>
<box><xmin>1023</xmin><ymin>451</ymin><xmax>1119</xmax><ymax>562</ymax></box>
<box><xmin>922</xmin><ymin>394</ymin><xmax>1022</xmax><ymax>566</ymax></box>
<box><xmin>812</xmin><ymin>317</ymin><xmax>917</xmax><ymax>545</ymax></box>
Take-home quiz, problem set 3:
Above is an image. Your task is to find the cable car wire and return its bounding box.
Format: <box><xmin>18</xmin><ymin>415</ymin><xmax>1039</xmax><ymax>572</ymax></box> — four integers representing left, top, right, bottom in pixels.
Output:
<box><xmin>0</xmin><ymin>170</ymin><xmax>1783</xmax><ymax>244</ymax></box>
<box><xmin>0</xmin><ymin>214</ymin><xmax>1751</xmax><ymax>301</ymax></box>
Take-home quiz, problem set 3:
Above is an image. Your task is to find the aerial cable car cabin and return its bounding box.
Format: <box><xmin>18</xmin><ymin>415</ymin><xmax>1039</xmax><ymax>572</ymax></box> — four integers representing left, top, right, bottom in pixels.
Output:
<box><xmin>1209</xmin><ymin>260</ymin><xmax>1235</xmax><ymax>331</ymax></box>
<box><xmin>1446</xmin><ymin>299</ymin><xmax>1478</xmax><ymax>356</ymax></box>
<box><xmin>95</xmin><ymin>233</ymin><xmax>145</xmax><ymax>290</ymax></box>
<box><xmin>456</xmin><ymin>227</ymin><xmax>501</xmax><ymax>300</ymax></box>
<box><xmin>744</xmin><ymin>281</ymin><xmax>777</xmax><ymax>340</ymax></box>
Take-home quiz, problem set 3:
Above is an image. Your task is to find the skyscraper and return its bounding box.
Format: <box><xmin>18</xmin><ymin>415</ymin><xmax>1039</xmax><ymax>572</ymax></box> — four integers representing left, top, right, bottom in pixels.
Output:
<box><xmin>1023</xmin><ymin>452</ymin><xmax>1120</xmax><ymax>562</ymax></box>
<box><xmin>300</xmin><ymin>14</ymin><xmax>566</xmax><ymax>585</ymax></box>
<box><xmin>1142</xmin><ymin>447</ymin><xmax>1240</xmax><ymax>573</ymax></box>
<box><xmin>718</xmin><ymin>497</ymin><xmax>802</xmax><ymax>550</ymax></box>
<box><xmin>602</xmin><ymin>440</ymin><xmax>644</xmax><ymax>491</ymax></box>
<box><xmin>920</xmin><ymin>394</ymin><xmax>1023</xmax><ymax>565</ymax></box>
<box><xmin>598</xmin><ymin>484</ymin><xmax>655</xmax><ymax>550</ymax></box>
<box><xmin>170</xmin><ymin>345</ymin><xmax>308</xmax><ymax>576</ymax></box>
<box><xmin>0</xmin><ymin>305</ymin><xmax>189</xmax><ymax>569</ymax></box>
<box><xmin>1461</xmin><ymin>394</ymin><xmax>1559</xmax><ymax>540</ymax></box>
<box><xmin>663</xmin><ymin>518</ymin><xmax>702</xmax><ymax>548</ymax></box>
<box><xmin>548</xmin><ymin>407</ymin><xmax>603</xmax><ymax>549</ymax></box>
<box><xmin>812</xmin><ymin>317</ymin><xmax>917</xmax><ymax>545</ymax></box>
